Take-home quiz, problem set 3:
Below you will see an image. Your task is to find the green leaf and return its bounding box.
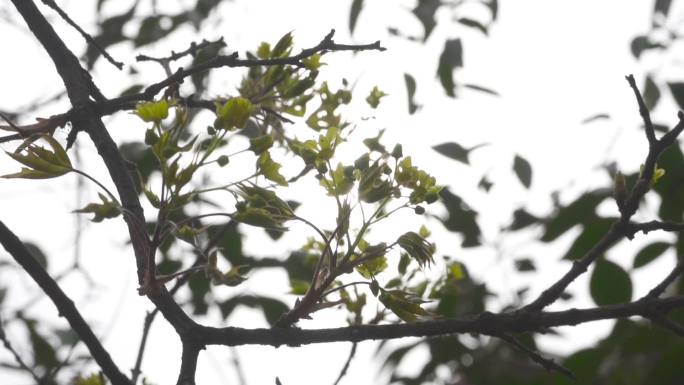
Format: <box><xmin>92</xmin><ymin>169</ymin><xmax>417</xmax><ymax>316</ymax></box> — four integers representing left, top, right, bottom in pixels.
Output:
<box><xmin>271</xmin><ymin>32</ymin><xmax>293</xmax><ymax>58</ymax></box>
<box><xmin>438</xmin><ymin>189</ymin><xmax>481</xmax><ymax>247</ymax></box>
<box><xmin>633</xmin><ymin>242</ymin><xmax>670</xmax><ymax>269</ymax></box>
<box><xmin>513</xmin><ymin>154</ymin><xmax>532</xmax><ymax>188</ymax></box>
<box><xmin>404</xmin><ymin>73</ymin><xmax>420</xmax><ymax>114</ymax></box>
<box><xmin>356</xmin><ymin>256</ymin><xmax>388</xmax><ymax>279</ymax></box>
<box><xmin>437</xmin><ymin>39</ymin><xmax>463</xmax><ymax>97</ymax></box>
<box><xmin>257</xmin><ymin>151</ymin><xmax>288</xmax><ymax>186</ymax></box>
<box><xmin>590</xmin><ymin>259</ymin><xmax>632</xmax><ymax>306</ymax></box>
<box><xmin>366</xmin><ymin>86</ymin><xmax>387</xmax><ymax>108</ymax></box>
<box><xmin>73</xmin><ymin>193</ymin><xmax>121</xmax><ymax>222</ymax></box>
<box><xmin>216</xmin><ymin>97</ymin><xmax>253</xmax><ymax>130</ymax></box>
<box><xmin>379</xmin><ymin>289</ymin><xmax>432</xmax><ymax>322</ymax></box>
<box><xmin>3</xmin><ymin>136</ymin><xmax>72</xmax><ymax>179</ymax></box>
<box><xmin>509</xmin><ymin>208</ymin><xmax>539</xmax><ymax>230</ymax></box>
<box><xmin>249</xmin><ymin>134</ymin><xmax>274</xmax><ymax>155</ymax></box>
<box><xmin>397</xmin><ymin>232</ymin><xmax>435</xmax><ymax>268</ymax></box>
<box><xmin>135</xmin><ymin>100</ymin><xmax>169</xmax><ymax>123</ymax></box>
<box><xmin>349</xmin><ymin>0</ymin><xmax>364</xmax><ymax>34</ymax></box>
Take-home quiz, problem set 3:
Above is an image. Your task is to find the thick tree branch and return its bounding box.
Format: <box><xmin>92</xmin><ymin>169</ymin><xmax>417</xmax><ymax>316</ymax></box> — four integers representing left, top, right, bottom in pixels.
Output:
<box><xmin>176</xmin><ymin>341</ymin><xmax>201</xmax><ymax>385</ymax></box>
<box><xmin>0</xmin><ymin>220</ymin><xmax>132</xmax><ymax>385</ymax></box>
<box><xmin>195</xmin><ymin>296</ymin><xmax>684</xmax><ymax>347</ymax></box>
<box><xmin>11</xmin><ymin>0</ymin><xmax>198</xmax><ymax>348</ymax></box>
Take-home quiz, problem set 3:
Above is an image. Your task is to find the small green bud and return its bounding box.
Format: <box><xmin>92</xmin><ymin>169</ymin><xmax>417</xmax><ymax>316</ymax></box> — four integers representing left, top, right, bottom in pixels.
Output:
<box><xmin>217</xmin><ymin>155</ymin><xmax>229</xmax><ymax>167</ymax></box>
<box><xmin>391</xmin><ymin>144</ymin><xmax>403</xmax><ymax>159</ymax></box>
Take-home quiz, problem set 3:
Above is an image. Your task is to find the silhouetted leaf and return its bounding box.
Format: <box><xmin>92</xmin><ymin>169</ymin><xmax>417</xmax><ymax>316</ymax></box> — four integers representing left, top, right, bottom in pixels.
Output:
<box><xmin>509</xmin><ymin>208</ymin><xmax>539</xmax><ymax>230</ymax></box>
<box><xmin>542</xmin><ymin>191</ymin><xmax>610</xmax><ymax>242</ymax></box>
<box><xmin>653</xmin><ymin>145</ymin><xmax>684</xmax><ymax>221</ymax></box>
<box><xmin>457</xmin><ymin>18</ymin><xmax>488</xmax><ymax>35</ymax></box>
<box><xmin>432</xmin><ymin>142</ymin><xmax>487</xmax><ymax>164</ymax></box>
<box><xmin>438</xmin><ymin>188</ymin><xmax>481</xmax><ymax>247</ymax></box>
<box><xmin>86</xmin><ymin>5</ymin><xmax>135</xmax><ymax>68</ymax></box>
<box><xmin>486</xmin><ymin>0</ymin><xmax>498</xmax><ymax>21</ymax></box>
<box><xmin>23</xmin><ymin>319</ymin><xmax>58</xmax><ymax>371</ymax></box>
<box><xmin>513</xmin><ymin>154</ymin><xmax>532</xmax><ymax>188</ymax></box>
<box><xmin>23</xmin><ymin>242</ymin><xmax>48</xmax><ymax>269</ymax></box>
<box><xmin>644</xmin><ymin>75</ymin><xmax>660</xmax><ymax>110</ymax></box>
<box><xmin>631</xmin><ymin>35</ymin><xmax>665</xmax><ymax>58</ymax></box>
<box><xmin>219</xmin><ymin>296</ymin><xmax>289</xmax><ymax>326</ymax></box>
<box><xmin>437</xmin><ymin>39</ymin><xmax>463</xmax><ymax>97</ymax></box>
<box><xmin>404</xmin><ymin>73</ymin><xmax>420</xmax><ymax>114</ymax></box>
<box><xmin>349</xmin><ymin>0</ymin><xmax>363</xmax><ymax>34</ymax></box>
<box><xmin>590</xmin><ymin>259</ymin><xmax>632</xmax><ymax>306</ymax></box>
<box><xmin>668</xmin><ymin>82</ymin><xmax>684</xmax><ymax>110</ymax></box>
<box><xmin>463</xmin><ymin>83</ymin><xmax>499</xmax><ymax>96</ymax></box>
<box><xmin>412</xmin><ymin>0</ymin><xmax>441</xmax><ymax>40</ymax></box>
<box><xmin>653</xmin><ymin>0</ymin><xmax>673</xmax><ymax>20</ymax></box>
<box><xmin>581</xmin><ymin>113</ymin><xmax>610</xmax><ymax>124</ymax></box>
<box><xmin>633</xmin><ymin>242</ymin><xmax>670</xmax><ymax>268</ymax></box>
<box><xmin>478</xmin><ymin>175</ymin><xmax>493</xmax><ymax>192</ymax></box>
<box><xmin>559</xmin><ymin>348</ymin><xmax>606</xmax><ymax>384</ymax></box>
<box><xmin>514</xmin><ymin>258</ymin><xmax>535</xmax><ymax>272</ymax></box>
<box><xmin>562</xmin><ymin>218</ymin><xmax>615</xmax><ymax>260</ymax></box>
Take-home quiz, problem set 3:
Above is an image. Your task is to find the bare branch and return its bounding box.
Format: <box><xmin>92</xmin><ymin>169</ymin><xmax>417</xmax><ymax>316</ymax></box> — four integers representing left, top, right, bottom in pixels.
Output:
<box><xmin>136</xmin><ymin>38</ymin><xmax>226</xmax><ymax>64</ymax></box>
<box><xmin>625</xmin><ymin>74</ymin><xmax>656</xmax><ymax>144</ymax></box>
<box><xmin>497</xmin><ymin>333</ymin><xmax>574</xmax><ymax>379</ymax></box>
<box><xmin>0</xmin><ymin>220</ymin><xmax>132</xmax><ymax>385</ymax></box>
<box><xmin>40</xmin><ymin>0</ymin><xmax>123</xmax><ymax>70</ymax></box>
<box><xmin>332</xmin><ymin>342</ymin><xmax>357</xmax><ymax>385</ymax></box>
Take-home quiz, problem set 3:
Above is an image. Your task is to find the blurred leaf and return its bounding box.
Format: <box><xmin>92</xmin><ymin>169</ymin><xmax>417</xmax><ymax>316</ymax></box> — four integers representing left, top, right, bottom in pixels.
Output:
<box><xmin>119</xmin><ymin>84</ymin><xmax>144</xmax><ymax>97</ymax></box>
<box><xmin>23</xmin><ymin>319</ymin><xmax>59</xmax><ymax>371</ymax></box>
<box><xmin>349</xmin><ymin>0</ymin><xmax>363</xmax><ymax>34</ymax></box>
<box><xmin>457</xmin><ymin>18</ymin><xmax>488</xmax><ymax>35</ymax></box>
<box><xmin>581</xmin><ymin>113</ymin><xmax>610</xmax><ymax>124</ymax></box>
<box><xmin>462</xmin><ymin>83</ymin><xmax>498</xmax><ymax>96</ymax></box>
<box><xmin>404</xmin><ymin>73</ymin><xmax>420</xmax><ymax>114</ymax></box>
<box><xmin>542</xmin><ymin>191</ymin><xmax>609</xmax><ymax>242</ymax></box>
<box><xmin>653</xmin><ymin>0</ymin><xmax>673</xmax><ymax>20</ymax></box>
<box><xmin>590</xmin><ymin>259</ymin><xmax>632</xmax><ymax>306</ymax></box>
<box><xmin>633</xmin><ymin>242</ymin><xmax>670</xmax><ymax>268</ymax></box>
<box><xmin>437</xmin><ymin>39</ymin><xmax>463</xmax><ymax>97</ymax></box>
<box><xmin>189</xmin><ymin>271</ymin><xmax>211</xmax><ymax>315</ymax></box>
<box><xmin>486</xmin><ymin>0</ymin><xmax>498</xmax><ymax>21</ymax></box>
<box><xmin>514</xmin><ymin>258</ymin><xmax>535</xmax><ymax>272</ymax></box>
<box><xmin>509</xmin><ymin>208</ymin><xmax>539</xmax><ymax>230</ymax></box>
<box><xmin>562</xmin><ymin>218</ymin><xmax>614</xmax><ymax>260</ymax></box>
<box><xmin>478</xmin><ymin>175</ymin><xmax>493</xmax><ymax>192</ymax></box>
<box><xmin>23</xmin><ymin>242</ymin><xmax>48</xmax><ymax>269</ymax></box>
<box><xmin>86</xmin><ymin>5</ymin><xmax>135</xmax><ymax>68</ymax></box>
<box><xmin>438</xmin><ymin>188</ymin><xmax>481</xmax><ymax>247</ymax></box>
<box><xmin>643</xmin><ymin>76</ymin><xmax>660</xmax><ymax>110</ymax></box>
<box><xmin>668</xmin><ymin>82</ymin><xmax>684</xmax><ymax>110</ymax></box>
<box><xmin>558</xmin><ymin>348</ymin><xmax>606</xmax><ymax>384</ymax></box>
<box><xmin>513</xmin><ymin>154</ymin><xmax>532</xmax><ymax>188</ymax></box>
<box><xmin>219</xmin><ymin>296</ymin><xmax>289</xmax><ymax>326</ymax></box>
<box><xmin>630</xmin><ymin>35</ymin><xmax>665</xmax><ymax>58</ymax></box>
<box><xmin>653</xmin><ymin>145</ymin><xmax>684</xmax><ymax>221</ymax></box>
<box><xmin>432</xmin><ymin>142</ymin><xmax>487</xmax><ymax>164</ymax></box>
<box><xmin>412</xmin><ymin>0</ymin><xmax>441</xmax><ymax>40</ymax></box>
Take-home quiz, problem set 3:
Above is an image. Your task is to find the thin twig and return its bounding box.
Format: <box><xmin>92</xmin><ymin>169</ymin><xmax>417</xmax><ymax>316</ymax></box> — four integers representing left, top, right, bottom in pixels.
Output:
<box><xmin>625</xmin><ymin>74</ymin><xmax>657</xmax><ymax>144</ymax></box>
<box><xmin>627</xmin><ymin>220</ymin><xmax>684</xmax><ymax>238</ymax></box>
<box><xmin>136</xmin><ymin>38</ymin><xmax>226</xmax><ymax>64</ymax></box>
<box><xmin>332</xmin><ymin>342</ymin><xmax>357</xmax><ymax>385</ymax></box>
<box><xmin>229</xmin><ymin>347</ymin><xmax>247</xmax><ymax>385</ymax></box>
<box><xmin>0</xmin><ymin>320</ymin><xmax>41</xmax><ymax>382</ymax></box>
<box><xmin>40</xmin><ymin>0</ymin><xmax>123</xmax><ymax>70</ymax></box>
<box><xmin>0</xmin><ymin>220</ymin><xmax>132</xmax><ymax>385</ymax></box>
<box><xmin>497</xmin><ymin>333</ymin><xmax>574</xmax><ymax>379</ymax></box>
<box><xmin>643</xmin><ymin>259</ymin><xmax>684</xmax><ymax>299</ymax></box>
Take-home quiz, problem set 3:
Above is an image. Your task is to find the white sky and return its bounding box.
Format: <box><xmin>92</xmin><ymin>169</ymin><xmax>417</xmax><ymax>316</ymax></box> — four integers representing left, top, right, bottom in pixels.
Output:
<box><xmin>0</xmin><ymin>0</ymin><xmax>678</xmax><ymax>384</ymax></box>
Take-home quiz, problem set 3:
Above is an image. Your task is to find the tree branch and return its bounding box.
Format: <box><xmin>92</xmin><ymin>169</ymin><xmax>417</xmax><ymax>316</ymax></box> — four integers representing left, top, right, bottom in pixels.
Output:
<box><xmin>521</xmin><ymin>76</ymin><xmax>684</xmax><ymax>313</ymax></box>
<box><xmin>195</xmin><ymin>296</ymin><xmax>684</xmax><ymax>347</ymax></box>
<box><xmin>497</xmin><ymin>333</ymin><xmax>574</xmax><ymax>379</ymax></box>
<box><xmin>0</xmin><ymin>220</ymin><xmax>132</xmax><ymax>385</ymax></box>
